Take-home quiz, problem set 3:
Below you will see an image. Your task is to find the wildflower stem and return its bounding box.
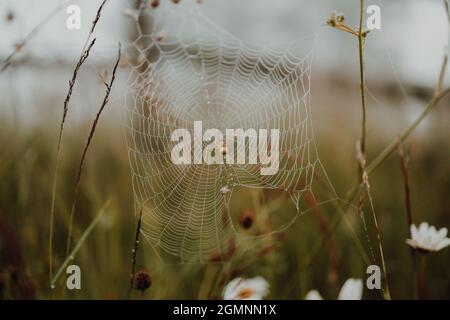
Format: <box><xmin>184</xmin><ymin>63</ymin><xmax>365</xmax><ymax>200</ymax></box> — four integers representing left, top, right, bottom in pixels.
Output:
<box><xmin>397</xmin><ymin>143</ymin><xmax>418</xmax><ymax>299</ymax></box>
<box><xmin>327</xmin><ymin>1</ymin><xmax>450</xmax><ymax>299</ymax></box>
<box><xmin>358</xmin><ymin>0</ymin><xmax>367</xmax><ymax>156</ymax></box>
<box><xmin>418</xmin><ymin>255</ymin><xmax>427</xmax><ymax>299</ymax></box>
<box><xmin>365</xmin><ymin>181</ymin><xmax>391</xmax><ymax>299</ymax></box>
<box><xmin>357</xmin><ymin>0</ymin><xmax>390</xmax><ymax>299</ymax></box>
<box><xmin>357</xmin><ymin>141</ymin><xmax>391</xmax><ymax>299</ymax></box>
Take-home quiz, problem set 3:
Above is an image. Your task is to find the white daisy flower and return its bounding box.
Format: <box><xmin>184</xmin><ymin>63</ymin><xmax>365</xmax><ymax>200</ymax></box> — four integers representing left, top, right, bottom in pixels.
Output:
<box><xmin>222</xmin><ymin>277</ymin><xmax>269</xmax><ymax>300</ymax></box>
<box><xmin>305</xmin><ymin>278</ymin><xmax>363</xmax><ymax>300</ymax></box>
<box><xmin>406</xmin><ymin>222</ymin><xmax>450</xmax><ymax>253</ymax></box>
<box><xmin>337</xmin><ymin>278</ymin><xmax>363</xmax><ymax>300</ymax></box>
<box><xmin>304</xmin><ymin>290</ymin><xmax>323</xmax><ymax>300</ymax></box>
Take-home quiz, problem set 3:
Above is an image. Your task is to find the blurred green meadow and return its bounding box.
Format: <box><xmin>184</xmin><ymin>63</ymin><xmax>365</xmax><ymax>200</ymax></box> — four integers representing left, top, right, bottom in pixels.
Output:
<box><xmin>0</xmin><ymin>82</ymin><xmax>449</xmax><ymax>299</ymax></box>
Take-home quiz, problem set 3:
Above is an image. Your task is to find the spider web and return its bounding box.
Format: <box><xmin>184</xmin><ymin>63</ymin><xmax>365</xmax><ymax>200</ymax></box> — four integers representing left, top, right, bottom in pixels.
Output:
<box><xmin>122</xmin><ymin>2</ymin><xmax>333</xmax><ymax>263</ymax></box>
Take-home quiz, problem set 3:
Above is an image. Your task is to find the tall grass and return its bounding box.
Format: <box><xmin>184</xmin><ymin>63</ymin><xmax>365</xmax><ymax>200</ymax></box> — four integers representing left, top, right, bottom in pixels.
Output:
<box><xmin>49</xmin><ymin>0</ymin><xmax>109</xmax><ymax>289</ymax></box>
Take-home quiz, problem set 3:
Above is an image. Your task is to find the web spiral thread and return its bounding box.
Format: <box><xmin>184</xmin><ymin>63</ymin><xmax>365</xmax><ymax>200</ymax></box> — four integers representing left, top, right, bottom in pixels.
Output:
<box><xmin>123</xmin><ymin>3</ymin><xmax>321</xmax><ymax>262</ymax></box>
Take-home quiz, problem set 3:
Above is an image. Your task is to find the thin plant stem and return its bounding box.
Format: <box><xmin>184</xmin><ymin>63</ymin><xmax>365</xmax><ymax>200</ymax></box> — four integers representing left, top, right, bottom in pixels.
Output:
<box><xmin>358</xmin><ymin>0</ymin><xmax>367</xmax><ymax>156</ymax></box>
<box><xmin>437</xmin><ymin>56</ymin><xmax>448</xmax><ymax>95</ymax></box>
<box><xmin>51</xmin><ymin>199</ymin><xmax>111</xmax><ymax>288</ymax></box>
<box><xmin>197</xmin><ymin>264</ymin><xmax>220</xmax><ymax>299</ymax></box>
<box><xmin>298</xmin><ymin>189</ymin><xmax>374</xmax><ymax>276</ymax></box>
<box><xmin>326</xmin><ymin>1</ymin><xmax>386</xmax><ymax>276</ymax></box>
<box><xmin>367</xmin><ymin>0</ymin><xmax>450</xmax><ymax>174</ymax></box>
<box><xmin>207</xmin><ymin>263</ymin><xmax>225</xmax><ymax>299</ymax></box>
<box><xmin>437</xmin><ymin>0</ymin><xmax>450</xmax><ymax>93</ymax></box>
<box><xmin>329</xmin><ymin>0</ymin><xmax>450</xmax><ymax>198</ymax></box>
<box><xmin>356</xmin><ymin>0</ymin><xmax>390</xmax><ymax>299</ymax></box>
<box><xmin>49</xmin><ymin>37</ymin><xmax>96</xmax><ymax>289</ymax></box>
<box><xmin>49</xmin><ymin>0</ymin><xmax>110</xmax><ymax>288</ymax></box>
<box><xmin>418</xmin><ymin>255</ymin><xmax>427</xmax><ymax>299</ymax></box>
<box><xmin>365</xmin><ymin>183</ymin><xmax>391</xmax><ymax>299</ymax></box>
<box><xmin>305</xmin><ymin>192</ymin><xmax>340</xmax><ymax>290</ymax></box>
<box><xmin>357</xmin><ymin>142</ymin><xmax>391</xmax><ymax>299</ymax></box>
<box><xmin>66</xmin><ymin>42</ymin><xmax>121</xmax><ymax>256</ymax></box>
<box><xmin>197</xmin><ymin>265</ymin><xmax>213</xmax><ymax>299</ymax></box>
<box><xmin>398</xmin><ymin>143</ymin><xmax>418</xmax><ymax>299</ymax></box>
<box><xmin>128</xmin><ymin>206</ymin><xmax>143</xmax><ymax>297</ymax></box>
<box><xmin>341</xmin><ymin>85</ymin><xmax>450</xmax><ymax>210</ymax></box>
<box><xmin>366</xmin><ymin>87</ymin><xmax>450</xmax><ymax>174</ymax></box>
<box><xmin>323</xmin><ymin>1</ymin><xmax>450</xmax><ymax>300</ymax></box>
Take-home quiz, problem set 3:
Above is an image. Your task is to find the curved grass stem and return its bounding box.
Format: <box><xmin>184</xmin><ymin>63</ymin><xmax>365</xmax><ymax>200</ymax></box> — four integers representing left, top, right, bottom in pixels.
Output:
<box><xmin>366</xmin><ymin>87</ymin><xmax>450</xmax><ymax>174</ymax></box>
<box><xmin>51</xmin><ymin>199</ymin><xmax>111</xmax><ymax>289</ymax></box>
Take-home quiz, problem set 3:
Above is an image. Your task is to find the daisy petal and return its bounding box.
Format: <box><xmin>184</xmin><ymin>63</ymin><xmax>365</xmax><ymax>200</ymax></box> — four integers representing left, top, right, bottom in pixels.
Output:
<box><xmin>223</xmin><ymin>278</ymin><xmax>243</xmax><ymax>300</ymax></box>
<box><xmin>305</xmin><ymin>290</ymin><xmax>323</xmax><ymax>300</ymax></box>
<box><xmin>410</xmin><ymin>224</ymin><xmax>418</xmax><ymax>241</ymax></box>
<box><xmin>436</xmin><ymin>238</ymin><xmax>450</xmax><ymax>251</ymax></box>
<box><xmin>338</xmin><ymin>278</ymin><xmax>363</xmax><ymax>300</ymax></box>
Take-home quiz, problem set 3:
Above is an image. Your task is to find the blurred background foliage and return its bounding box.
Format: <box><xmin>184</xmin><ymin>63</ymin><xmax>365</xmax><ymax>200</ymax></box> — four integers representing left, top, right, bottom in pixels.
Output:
<box><xmin>0</xmin><ymin>0</ymin><xmax>449</xmax><ymax>299</ymax></box>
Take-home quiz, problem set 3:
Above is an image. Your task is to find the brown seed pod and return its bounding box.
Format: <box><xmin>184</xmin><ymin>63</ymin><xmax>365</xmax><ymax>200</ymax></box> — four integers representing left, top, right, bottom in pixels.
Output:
<box><xmin>150</xmin><ymin>0</ymin><xmax>160</xmax><ymax>9</ymax></box>
<box><xmin>134</xmin><ymin>269</ymin><xmax>152</xmax><ymax>292</ymax></box>
<box><xmin>239</xmin><ymin>209</ymin><xmax>255</xmax><ymax>229</ymax></box>
<box><xmin>209</xmin><ymin>238</ymin><xmax>236</xmax><ymax>262</ymax></box>
<box><xmin>6</xmin><ymin>11</ymin><xmax>15</xmax><ymax>23</ymax></box>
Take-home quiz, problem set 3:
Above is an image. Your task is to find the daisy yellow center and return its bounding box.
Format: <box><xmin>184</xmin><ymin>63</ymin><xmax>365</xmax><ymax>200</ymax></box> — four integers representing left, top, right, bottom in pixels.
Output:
<box><xmin>237</xmin><ymin>288</ymin><xmax>254</xmax><ymax>299</ymax></box>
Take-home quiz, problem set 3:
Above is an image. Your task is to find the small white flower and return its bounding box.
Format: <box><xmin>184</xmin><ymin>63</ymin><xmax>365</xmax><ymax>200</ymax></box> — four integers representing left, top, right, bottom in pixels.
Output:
<box><xmin>222</xmin><ymin>277</ymin><xmax>269</xmax><ymax>300</ymax></box>
<box><xmin>337</xmin><ymin>278</ymin><xmax>363</xmax><ymax>300</ymax></box>
<box><xmin>305</xmin><ymin>290</ymin><xmax>323</xmax><ymax>300</ymax></box>
<box><xmin>220</xmin><ymin>186</ymin><xmax>231</xmax><ymax>194</ymax></box>
<box><xmin>305</xmin><ymin>278</ymin><xmax>363</xmax><ymax>300</ymax></box>
<box><xmin>406</xmin><ymin>222</ymin><xmax>450</xmax><ymax>253</ymax></box>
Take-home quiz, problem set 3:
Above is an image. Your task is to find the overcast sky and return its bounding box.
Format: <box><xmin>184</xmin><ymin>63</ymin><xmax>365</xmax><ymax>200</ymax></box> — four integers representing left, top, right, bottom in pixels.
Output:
<box><xmin>0</xmin><ymin>0</ymin><xmax>448</xmax><ymax>88</ymax></box>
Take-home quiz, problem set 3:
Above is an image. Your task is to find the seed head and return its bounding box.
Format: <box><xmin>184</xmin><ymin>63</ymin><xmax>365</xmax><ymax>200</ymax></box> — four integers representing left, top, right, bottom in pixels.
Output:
<box><xmin>134</xmin><ymin>269</ymin><xmax>152</xmax><ymax>292</ymax></box>
<box><xmin>326</xmin><ymin>11</ymin><xmax>345</xmax><ymax>28</ymax></box>
<box><xmin>210</xmin><ymin>238</ymin><xmax>236</xmax><ymax>262</ymax></box>
<box><xmin>239</xmin><ymin>209</ymin><xmax>255</xmax><ymax>229</ymax></box>
<box><xmin>150</xmin><ymin>0</ymin><xmax>160</xmax><ymax>9</ymax></box>
<box><xmin>6</xmin><ymin>11</ymin><xmax>15</xmax><ymax>23</ymax></box>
